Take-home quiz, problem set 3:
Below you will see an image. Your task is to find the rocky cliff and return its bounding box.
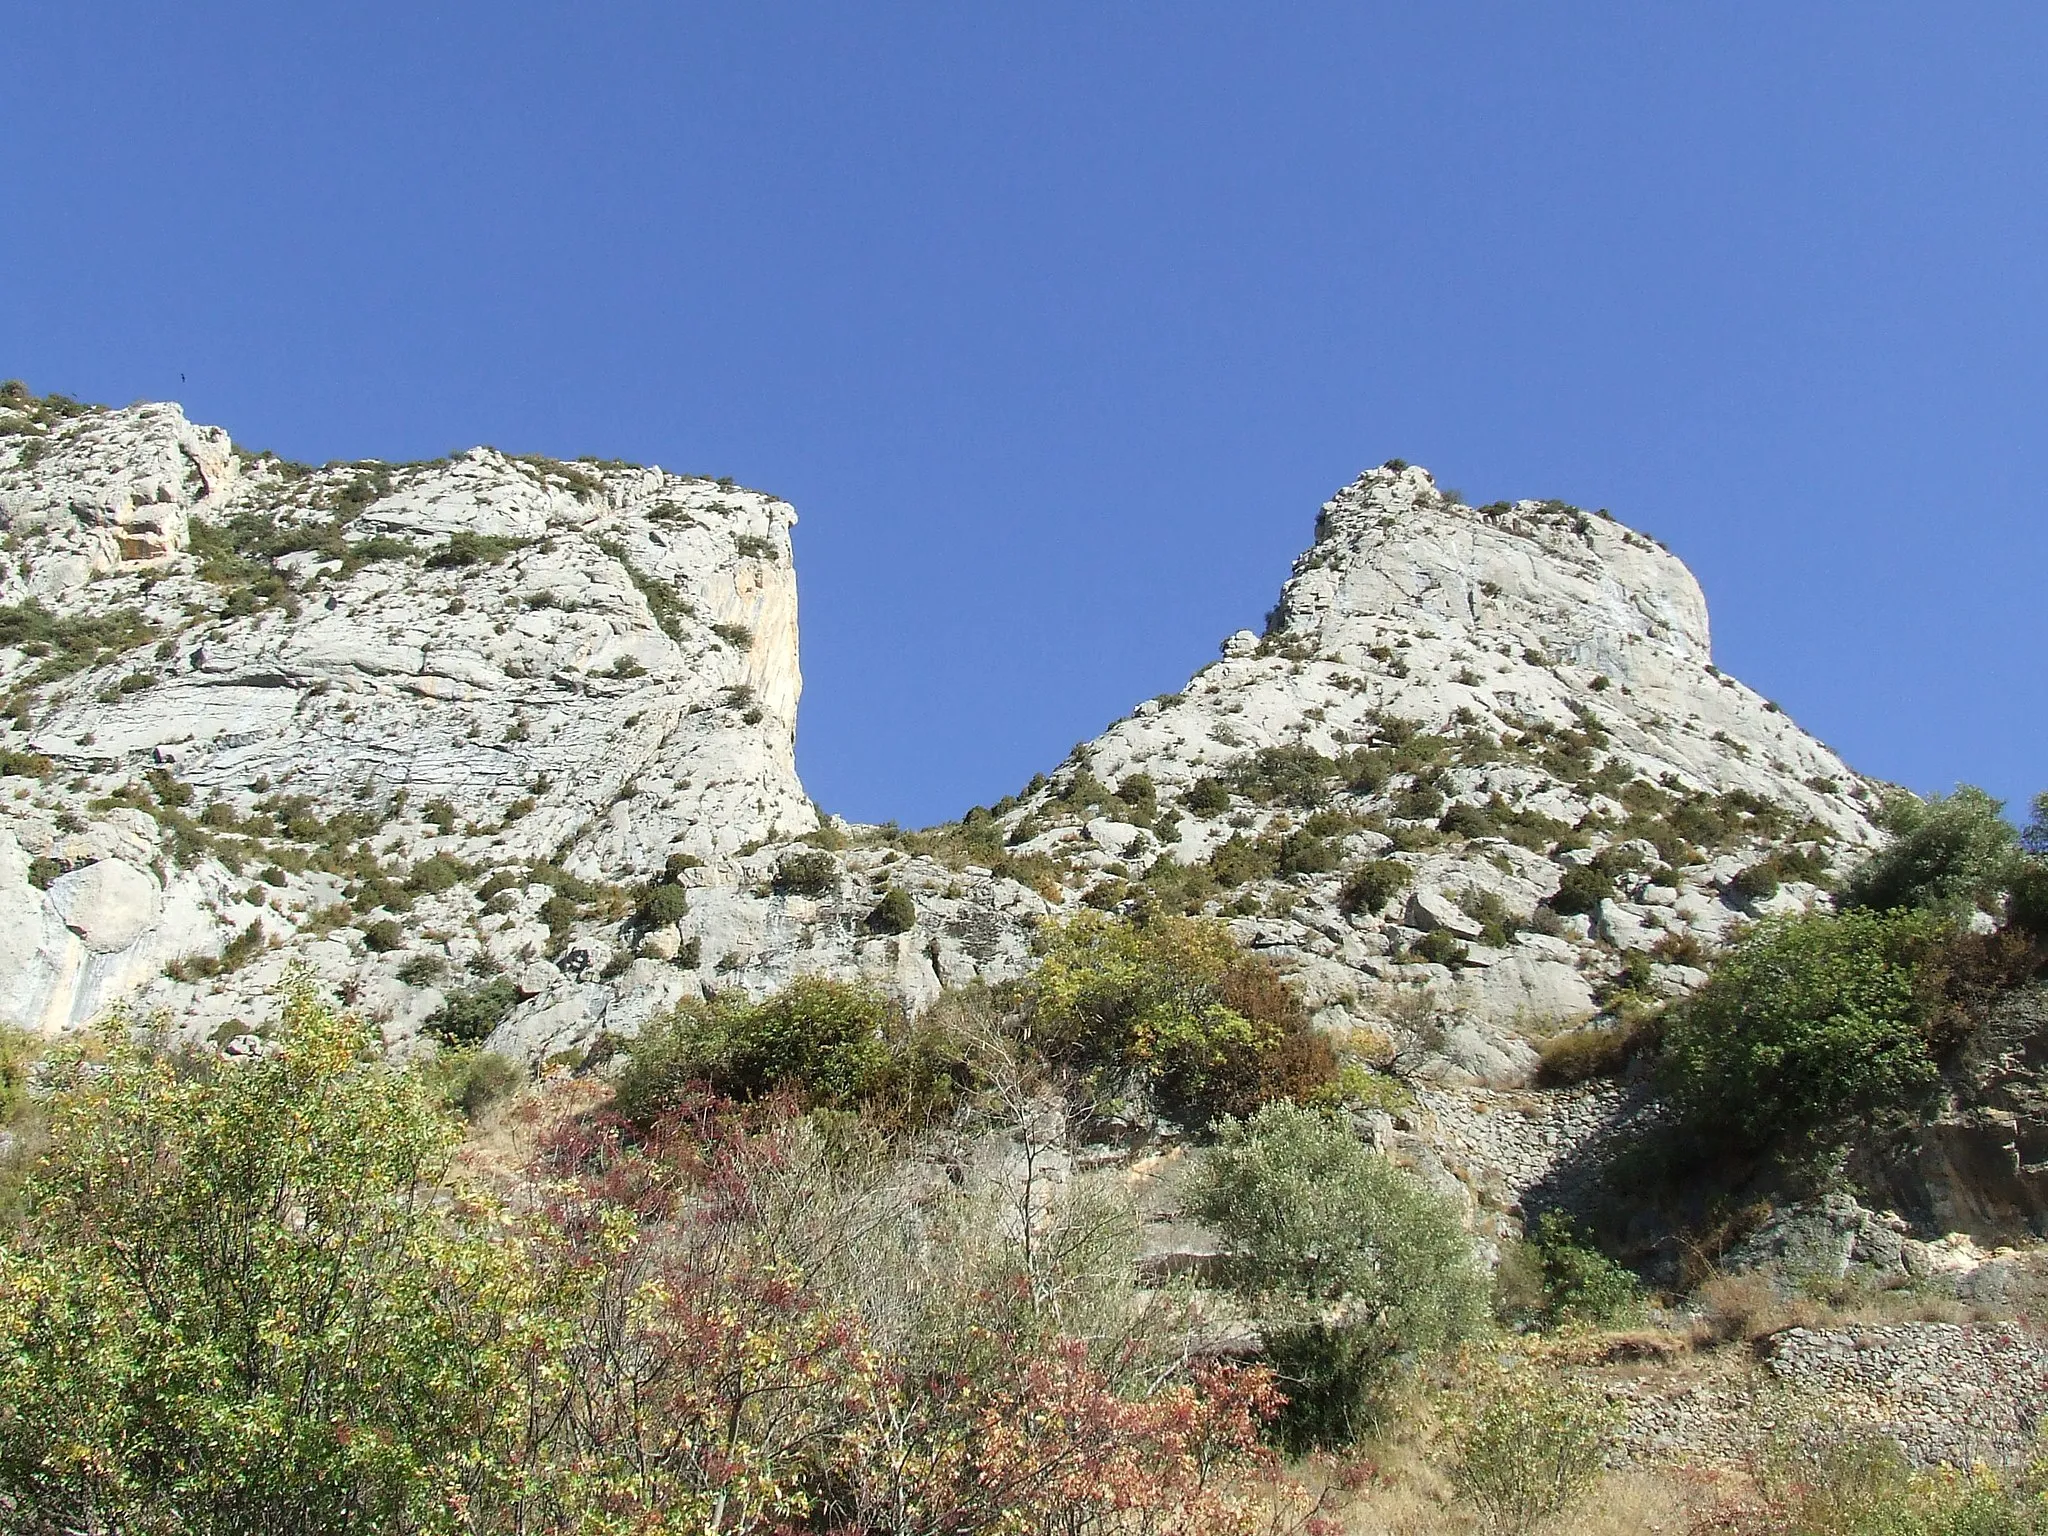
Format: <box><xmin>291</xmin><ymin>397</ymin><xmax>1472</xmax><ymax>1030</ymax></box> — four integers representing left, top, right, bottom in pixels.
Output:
<box><xmin>988</xmin><ymin>464</ymin><xmax>1879</xmax><ymax>1083</ymax></box>
<box><xmin>2</xmin><ymin>396</ymin><xmax>1885</xmax><ymax>1203</ymax></box>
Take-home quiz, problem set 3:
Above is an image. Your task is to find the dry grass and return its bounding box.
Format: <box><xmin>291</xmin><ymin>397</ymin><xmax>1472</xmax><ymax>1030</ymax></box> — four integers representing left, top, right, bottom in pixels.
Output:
<box><xmin>1696</xmin><ymin>1266</ymin><xmax>2008</xmax><ymax>1344</ymax></box>
<box><xmin>1286</xmin><ymin>1458</ymin><xmax>1706</xmax><ymax>1535</ymax></box>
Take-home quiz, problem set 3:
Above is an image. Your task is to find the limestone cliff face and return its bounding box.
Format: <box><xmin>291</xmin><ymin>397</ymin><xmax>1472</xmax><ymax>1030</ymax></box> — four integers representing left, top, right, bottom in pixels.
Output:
<box><xmin>0</xmin><ymin>398</ymin><xmax>826</xmax><ymax>1034</ymax></box>
<box><xmin>1</xmin><ymin>410</ymin><xmax>1885</xmax><ymax>1173</ymax></box>
<box><xmin>993</xmin><ymin>463</ymin><xmax>1882</xmax><ymax>1094</ymax></box>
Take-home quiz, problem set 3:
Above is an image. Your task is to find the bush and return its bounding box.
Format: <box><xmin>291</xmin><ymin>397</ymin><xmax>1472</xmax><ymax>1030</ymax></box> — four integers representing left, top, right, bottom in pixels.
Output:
<box><xmin>424</xmin><ymin>530</ymin><xmax>530</xmax><ymax>568</ymax></box>
<box><xmin>1408</xmin><ymin>930</ymin><xmax>1469</xmax><ymax>968</ymax></box>
<box><xmin>418</xmin><ymin>1047</ymin><xmax>524</xmax><ymax>1121</ymax></box>
<box><xmin>0</xmin><ymin>984</ymin><xmax>526</xmax><ymax>1532</ymax></box>
<box><xmin>1546</xmin><ymin>863</ymin><xmax>1613</xmax><ymax>916</ymax></box>
<box><xmin>1027</xmin><ymin>913</ymin><xmax>1331</xmax><ymax>1125</ymax></box>
<box><xmin>866</xmin><ymin>885</ymin><xmax>915</xmax><ymax>934</ymax></box>
<box><xmin>1660</xmin><ymin>909</ymin><xmax>1952</xmax><ymax>1161</ymax></box>
<box><xmin>1187</xmin><ymin>1102</ymin><xmax>1486</xmax><ymax>1447</ymax></box>
<box><xmin>1727</xmin><ymin>861</ymin><xmax>1782</xmax><ymax>904</ymax></box>
<box><xmin>1840</xmin><ymin>785</ymin><xmax>2020</xmax><ymax>918</ymax></box>
<box><xmin>774</xmin><ymin>849</ymin><xmax>837</xmax><ymax>896</ymax></box>
<box><xmin>1228</xmin><ymin>746</ymin><xmax>1340</xmax><ymax>808</ymax></box>
<box><xmin>1497</xmin><ymin>1211</ymin><xmax>1643</xmax><ymax>1330</ymax></box>
<box><xmin>427</xmin><ymin>976</ymin><xmax>520</xmax><ymax>1045</ymax></box>
<box><xmin>1740</xmin><ymin>1424</ymin><xmax>2048</xmax><ymax>1535</ymax></box>
<box><xmin>2009</xmin><ymin>858</ymin><xmax>2048</xmax><ymax>940</ymax></box>
<box><xmin>1450</xmin><ymin>1365</ymin><xmax>1618</xmax><ymax>1534</ymax></box>
<box><xmin>362</xmin><ymin>918</ymin><xmax>405</xmax><ymax>953</ymax></box>
<box><xmin>404</xmin><ymin>853</ymin><xmax>466</xmax><ymax>893</ymax></box>
<box><xmin>1339</xmin><ymin>858</ymin><xmax>1410</xmax><ymax>915</ymax></box>
<box><xmin>1535</xmin><ymin>1019</ymin><xmax>1645</xmax><ymax>1086</ymax></box>
<box><xmin>1180</xmin><ymin>777</ymin><xmax>1231</xmax><ymax>816</ymax></box>
<box><xmin>635</xmin><ymin>881</ymin><xmax>690</xmax><ymax>927</ymax></box>
<box><xmin>615</xmin><ymin>976</ymin><xmax>893</xmax><ymax>1123</ymax></box>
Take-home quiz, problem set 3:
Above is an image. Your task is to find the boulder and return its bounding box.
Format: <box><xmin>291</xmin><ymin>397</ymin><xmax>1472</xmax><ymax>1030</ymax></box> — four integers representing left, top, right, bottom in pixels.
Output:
<box><xmin>47</xmin><ymin>859</ymin><xmax>160</xmax><ymax>953</ymax></box>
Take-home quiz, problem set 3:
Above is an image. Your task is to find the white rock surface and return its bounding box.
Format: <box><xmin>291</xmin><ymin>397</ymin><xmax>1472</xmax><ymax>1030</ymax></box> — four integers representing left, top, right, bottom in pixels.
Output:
<box><xmin>0</xmin><ymin>413</ymin><xmax>1890</xmax><ymax>1214</ymax></box>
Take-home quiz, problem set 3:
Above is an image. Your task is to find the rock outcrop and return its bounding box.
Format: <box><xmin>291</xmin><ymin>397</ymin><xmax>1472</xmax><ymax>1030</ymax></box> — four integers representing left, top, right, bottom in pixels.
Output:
<box><xmin>3</xmin><ymin>401</ymin><xmax>1892</xmax><ymax>1219</ymax></box>
<box><xmin>986</xmin><ymin>465</ymin><xmax>1880</xmax><ymax>1101</ymax></box>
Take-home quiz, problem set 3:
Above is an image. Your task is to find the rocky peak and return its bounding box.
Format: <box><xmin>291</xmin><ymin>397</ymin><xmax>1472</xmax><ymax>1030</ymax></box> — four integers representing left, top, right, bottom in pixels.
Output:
<box><xmin>1283</xmin><ymin>462</ymin><xmax>1710</xmax><ymax>679</ymax></box>
<box><xmin>983</xmin><ymin>462</ymin><xmax>1881</xmax><ymax>1089</ymax></box>
<box><xmin>2</xmin><ymin>414</ymin><xmax>1884</xmax><ymax>1160</ymax></box>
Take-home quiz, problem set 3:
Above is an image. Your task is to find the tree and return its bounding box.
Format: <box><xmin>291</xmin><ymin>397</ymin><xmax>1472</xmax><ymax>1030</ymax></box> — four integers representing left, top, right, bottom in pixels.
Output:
<box><xmin>0</xmin><ymin>979</ymin><xmax>532</xmax><ymax>1535</ymax></box>
<box><xmin>1660</xmin><ymin>908</ymin><xmax>1953</xmax><ymax>1162</ymax></box>
<box><xmin>1186</xmin><ymin>1102</ymin><xmax>1486</xmax><ymax>1449</ymax></box>
<box><xmin>1840</xmin><ymin>785</ymin><xmax>2021</xmax><ymax>918</ymax></box>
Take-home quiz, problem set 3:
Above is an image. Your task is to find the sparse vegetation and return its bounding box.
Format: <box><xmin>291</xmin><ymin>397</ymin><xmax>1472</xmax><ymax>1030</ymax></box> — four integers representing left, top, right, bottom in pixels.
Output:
<box><xmin>424</xmin><ymin>530</ymin><xmax>532</xmax><ymax>568</ymax></box>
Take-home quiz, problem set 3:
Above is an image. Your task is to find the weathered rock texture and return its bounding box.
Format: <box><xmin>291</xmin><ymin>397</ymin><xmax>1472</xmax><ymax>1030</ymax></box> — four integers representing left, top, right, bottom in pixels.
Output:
<box><xmin>3</xmin><ymin>407</ymin><xmax>1889</xmax><ymax>1216</ymax></box>
<box><xmin>0</xmin><ymin>393</ymin><xmax>1051</xmax><ymax>1051</ymax></box>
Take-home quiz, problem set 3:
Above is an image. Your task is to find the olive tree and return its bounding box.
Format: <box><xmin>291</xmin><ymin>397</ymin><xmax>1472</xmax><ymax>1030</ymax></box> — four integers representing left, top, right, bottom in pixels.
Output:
<box><xmin>1186</xmin><ymin>1101</ymin><xmax>1485</xmax><ymax>1449</ymax></box>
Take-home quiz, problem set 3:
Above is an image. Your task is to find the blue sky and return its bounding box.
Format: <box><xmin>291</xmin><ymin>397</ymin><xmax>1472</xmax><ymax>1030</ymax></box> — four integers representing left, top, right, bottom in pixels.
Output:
<box><xmin>5</xmin><ymin>5</ymin><xmax>2042</xmax><ymax>827</ymax></box>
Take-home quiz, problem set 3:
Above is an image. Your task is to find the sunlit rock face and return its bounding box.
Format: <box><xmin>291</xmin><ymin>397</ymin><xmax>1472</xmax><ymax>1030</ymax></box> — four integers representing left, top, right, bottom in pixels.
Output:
<box><xmin>0</xmin><ymin>398</ymin><xmax>845</xmax><ymax>1037</ymax></box>
<box><xmin>991</xmin><ymin>463</ymin><xmax>1880</xmax><ymax>1094</ymax></box>
<box><xmin>2</xmin><ymin>410</ymin><xmax>1881</xmax><ymax>1188</ymax></box>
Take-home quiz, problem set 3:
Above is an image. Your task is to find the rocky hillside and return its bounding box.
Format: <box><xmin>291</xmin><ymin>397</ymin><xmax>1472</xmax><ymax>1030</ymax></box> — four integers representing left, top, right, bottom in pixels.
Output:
<box><xmin>2</xmin><ymin>392</ymin><xmax>1884</xmax><ymax>1190</ymax></box>
<box><xmin>984</xmin><ymin>463</ymin><xmax>1880</xmax><ymax>1081</ymax></box>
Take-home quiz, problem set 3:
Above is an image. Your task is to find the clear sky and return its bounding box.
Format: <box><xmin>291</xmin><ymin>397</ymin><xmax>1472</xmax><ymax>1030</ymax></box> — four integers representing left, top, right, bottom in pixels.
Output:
<box><xmin>5</xmin><ymin>5</ymin><xmax>2042</xmax><ymax>827</ymax></box>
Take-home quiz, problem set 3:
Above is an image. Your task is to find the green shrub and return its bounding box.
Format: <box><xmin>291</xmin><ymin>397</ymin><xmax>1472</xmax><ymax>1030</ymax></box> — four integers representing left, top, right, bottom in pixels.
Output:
<box><xmin>2009</xmin><ymin>858</ymin><xmax>2048</xmax><ymax>940</ymax></box>
<box><xmin>1027</xmin><ymin>912</ymin><xmax>1330</xmax><ymax>1125</ymax></box>
<box><xmin>1497</xmin><ymin>1211</ymin><xmax>1643</xmax><ymax>1330</ymax></box>
<box><xmin>635</xmin><ymin>882</ymin><xmax>690</xmax><ymax>927</ymax></box>
<box><xmin>615</xmin><ymin>977</ymin><xmax>892</xmax><ymax>1123</ymax></box>
<box><xmin>866</xmin><ymin>885</ymin><xmax>916</xmax><ymax>934</ymax></box>
<box><xmin>395</xmin><ymin>954</ymin><xmax>446</xmax><ymax>987</ymax></box>
<box><xmin>1228</xmin><ymin>746</ymin><xmax>1340</xmax><ymax>809</ymax></box>
<box><xmin>424</xmin><ymin>530</ymin><xmax>531</xmax><ymax>569</ymax></box>
<box><xmin>416</xmin><ymin>1047</ymin><xmax>523</xmax><ymax>1121</ymax></box>
<box><xmin>774</xmin><ymin>849</ymin><xmax>837</xmax><ymax>896</ymax></box>
<box><xmin>1746</xmin><ymin>1424</ymin><xmax>2048</xmax><ymax>1535</ymax></box>
<box><xmin>0</xmin><ymin>1026</ymin><xmax>34</xmax><ymax>1131</ymax></box>
<box><xmin>404</xmin><ymin>854</ymin><xmax>468</xmax><ymax>894</ymax></box>
<box><xmin>1546</xmin><ymin>863</ymin><xmax>1613</xmax><ymax>916</ymax></box>
<box><xmin>1660</xmin><ymin>908</ymin><xmax>1952</xmax><ymax>1161</ymax></box>
<box><xmin>1460</xmin><ymin>888</ymin><xmax>1522</xmax><ymax>947</ymax></box>
<box><xmin>427</xmin><ymin>977</ymin><xmax>520</xmax><ymax>1045</ymax></box>
<box><xmin>1438</xmin><ymin>801</ymin><xmax>1493</xmax><ymax>839</ymax></box>
<box><xmin>0</xmin><ymin>600</ymin><xmax>156</xmax><ymax>681</ymax></box>
<box><xmin>1180</xmin><ymin>777</ymin><xmax>1231</xmax><ymax>816</ymax></box>
<box><xmin>1339</xmin><ymin>859</ymin><xmax>1410</xmax><ymax>914</ymax></box>
<box><xmin>1727</xmin><ymin>861</ymin><xmax>1782</xmax><ymax>904</ymax></box>
<box><xmin>1391</xmin><ymin>782</ymin><xmax>1446</xmax><ymax>821</ymax></box>
<box><xmin>1408</xmin><ymin>930</ymin><xmax>1469</xmax><ymax>968</ymax></box>
<box><xmin>539</xmin><ymin>893</ymin><xmax>581</xmax><ymax>941</ymax></box>
<box><xmin>1450</xmin><ymin>1366</ymin><xmax>1618</xmax><ymax>1534</ymax></box>
<box><xmin>362</xmin><ymin>918</ymin><xmax>405</xmax><ymax>953</ymax></box>
<box><xmin>1187</xmin><ymin>1102</ymin><xmax>1486</xmax><ymax>1448</ymax></box>
<box><xmin>1841</xmin><ymin>785</ymin><xmax>2021</xmax><ymax>919</ymax></box>
<box><xmin>0</xmin><ymin>984</ymin><xmax>525</xmax><ymax>1532</ymax></box>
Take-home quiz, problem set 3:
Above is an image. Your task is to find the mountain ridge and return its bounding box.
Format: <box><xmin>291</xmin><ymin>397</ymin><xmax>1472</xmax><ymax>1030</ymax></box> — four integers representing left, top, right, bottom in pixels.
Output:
<box><xmin>2</xmin><ymin>388</ymin><xmax>1884</xmax><ymax>1211</ymax></box>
